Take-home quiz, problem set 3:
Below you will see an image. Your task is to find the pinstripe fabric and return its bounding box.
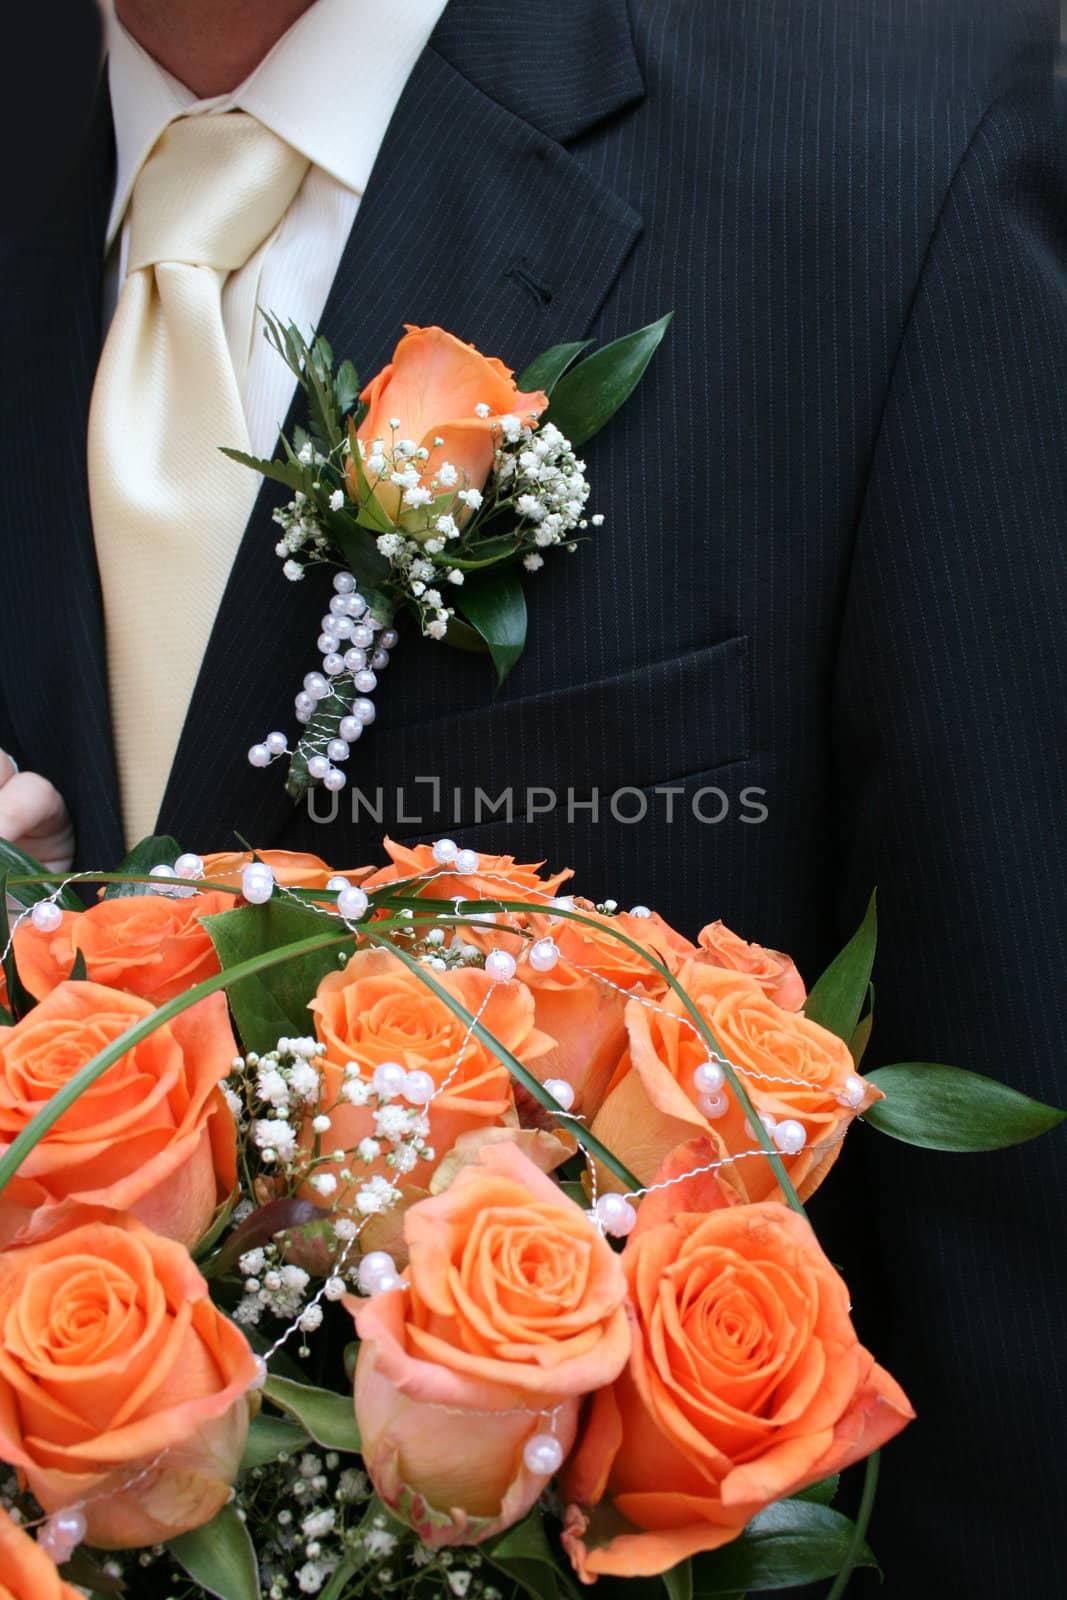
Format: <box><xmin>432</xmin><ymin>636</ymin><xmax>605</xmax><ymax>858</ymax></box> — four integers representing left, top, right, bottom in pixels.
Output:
<box><xmin>1</xmin><ymin>1</ymin><xmax>1066</xmax><ymax>1592</ymax></box>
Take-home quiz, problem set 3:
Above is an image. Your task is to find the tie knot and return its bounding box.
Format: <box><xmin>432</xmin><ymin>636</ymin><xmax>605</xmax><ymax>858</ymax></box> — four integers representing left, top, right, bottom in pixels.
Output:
<box><xmin>127</xmin><ymin>112</ymin><xmax>310</xmax><ymax>274</ymax></box>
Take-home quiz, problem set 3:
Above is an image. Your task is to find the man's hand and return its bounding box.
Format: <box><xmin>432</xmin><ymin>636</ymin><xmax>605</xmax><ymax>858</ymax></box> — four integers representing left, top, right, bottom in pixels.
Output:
<box><xmin>0</xmin><ymin>753</ymin><xmax>74</xmax><ymax>873</ymax></box>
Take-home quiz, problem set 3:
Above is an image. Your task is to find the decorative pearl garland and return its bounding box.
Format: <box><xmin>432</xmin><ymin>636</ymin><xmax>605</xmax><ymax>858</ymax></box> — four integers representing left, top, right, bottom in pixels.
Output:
<box><xmin>248</xmin><ymin>571</ymin><xmax>395</xmax><ymax>791</ymax></box>
<box><xmin>523</xmin><ymin>1432</ymin><xmax>564</xmax><ymax>1475</ymax></box>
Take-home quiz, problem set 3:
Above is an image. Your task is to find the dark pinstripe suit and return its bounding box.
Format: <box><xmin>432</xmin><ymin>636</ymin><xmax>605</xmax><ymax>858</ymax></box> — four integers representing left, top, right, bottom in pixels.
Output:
<box><xmin>2</xmin><ymin>2</ymin><xmax>1065</xmax><ymax>1591</ymax></box>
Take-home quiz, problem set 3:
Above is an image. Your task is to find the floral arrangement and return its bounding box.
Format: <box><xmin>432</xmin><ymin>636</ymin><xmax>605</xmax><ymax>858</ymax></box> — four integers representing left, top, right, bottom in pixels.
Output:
<box><xmin>227</xmin><ymin>315</ymin><xmax>670</xmax><ymax>800</ymax></box>
<box><xmin>0</xmin><ymin>832</ymin><xmax>1061</xmax><ymax>1600</ymax></box>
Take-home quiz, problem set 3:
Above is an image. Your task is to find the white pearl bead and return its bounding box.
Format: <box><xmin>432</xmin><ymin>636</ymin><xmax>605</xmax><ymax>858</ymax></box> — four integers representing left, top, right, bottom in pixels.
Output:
<box><xmin>372</xmin><ymin>1271</ymin><xmax>404</xmax><ymax>1294</ymax></box>
<box><xmin>548</xmin><ymin>896</ymin><xmax>575</xmax><ymax>922</ymax></box>
<box><xmin>543</xmin><ymin>1077</ymin><xmax>575</xmax><ymax>1111</ymax></box>
<box><xmin>628</xmin><ymin>904</ymin><xmax>652</xmax><ymax>919</ymax></box>
<box><xmin>317</xmin><ymin>632</ymin><xmax>338</xmax><ymax>654</ymax></box>
<box><xmin>175</xmin><ymin>852</ymin><xmax>205</xmax><ymax>879</ymax></box>
<box><xmin>698</xmin><ymin>1091</ymin><xmax>730</xmax><ymax>1120</ymax></box>
<box><xmin>594</xmin><ymin>1193</ymin><xmax>638</xmax><ymax>1236</ymax></box>
<box><xmin>30</xmin><ymin>899</ymin><xmax>63</xmax><ymax>932</ymax></box>
<box><xmin>432</xmin><ymin>838</ymin><xmax>458</xmax><ymax>864</ymax></box>
<box><xmin>454</xmin><ymin>848</ymin><xmax>478</xmax><ymax>875</ymax></box>
<box><xmin>320</xmin><ymin>613</ymin><xmax>340</xmax><ymax>635</ymax></box>
<box><xmin>248</xmin><ymin>742</ymin><xmax>271</xmax><ymax>767</ymax></box>
<box><xmin>343</xmin><ymin>647</ymin><xmax>367</xmax><ymax>672</ymax></box>
<box><xmin>351</xmin><ymin>624</ymin><xmax>375</xmax><ymax>649</ymax></box>
<box><xmin>352</xmin><ymin>698</ymin><xmax>376</xmax><ymax>725</ymax></box>
<box><xmin>38</xmin><ymin>1507</ymin><xmax>86</xmax><ymax>1561</ymax></box>
<box><xmin>295</xmin><ymin>706</ymin><xmax>312</xmax><ymax>725</ymax></box>
<box><xmin>248</xmin><ymin>1354</ymin><xmax>269</xmax><ymax>1391</ymax></box>
<box><xmin>337</xmin><ymin>885</ymin><xmax>369</xmax><ymax>921</ymax></box>
<box><xmin>307</xmin><ymin>755</ymin><xmax>330</xmax><ymax>780</ymax></box>
<box><xmin>326</xmin><ymin>875</ymin><xmax>350</xmax><ymax>893</ymax></box>
<box><xmin>357</xmin><ymin>1251</ymin><xmax>399</xmax><ymax>1295</ymax></box>
<box><xmin>353</xmin><ymin>669</ymin><xmax>377</xmax><ymax>694</ymax></box>
<box><xmin>372</xmin><ymin>1061</ymin><xmax>407</xmax><ymax>1099</ymax></box>
<box><xmin>841</xmin><ymin>1074</ymin><xmax>866</xmax><ymax>1109</ymax></box>
<box><xmin>323</xmin><ymin>767</ymin><xmax>347</xmax><ymax>792</ymax></box>
<box><xmin>371</xmin><ymin>650</ymin><xmax>390</xmax><ymax>671</ymax></box>
<box><xmin>265</xmin><ymin>732</ymin><xmax>288</xmax><ymax>757</ymax></box>
<box><xmin>345</xmin><ymin>592</ymin><xmax>367</xmax><ymax>617</ymax></box>
<box><xmin>380</xmin><ymin>628</ymin><xmax>399</xmax><ymax>649</ymax></box>
<box><xmin>523</xmin><ymin>1432</ymin><xmax>564</xmax><ymax>1476</ymax></box>
<box><xmin>322</xmin><ymin>652</ymin><xmax>346</xmax><ymax>676</ymax></box>
<box><xmin>304</xmin><ymin>671</ymin><xmax>328</xmax><ymax>696</ymax></box>
<box><xmin>327</xmin><ymin>738</ymin><xmax>350</xmax><ymax>763</ymax></box>
<box><xmin>772</xmin><ymin>1118</ymin><xmax>807</xmax><ymax>1154</ymax></box>
<box><xmin>149</xmin><ymin>863</ymin><xmax>178</xmax><ymax>887</ymax></box>
<box><xmin>295</xmin><ymin>691</ymin><xmax>315</xmax><ymax>716</ymax></box>
<box><xmin>485</xmin><ymin>949</ymin><xmax>517</xmax><ymax>982</ymax></box>
<box><xmin>403</xmin><ymin>1069</ymin><xmax>435</xmax><ymax>1106</ymax></box>
<box><xmin>328</xmin><ymin>594</ymin><xmax>349</xmax><ymax>616</ymax></box>
<box><xmin>242</xmin><ymin>863</ymin><xmax>275</xmax><ymax>905</ymax></box>
<box><xmin>528</xmin><ymin>937</ymin><xmax>559</xmax><ymax>972</ymax></box>
<box><xmin>693</xmin><ymin>1060</ymin><xmax>726</xmax><ymax>1096</ymax></box>
<box><xmin>339</xmin><ymin>716</ymin><xmax>363</xmax><ymax>743</ymax></box>
<box><xmin>333</xmin><ymin>571</ymin><xmax>357</xmax><ymax>594</ymax></box>
<box><xmin>332</xmin><ymin>616</ymin><xmax>354</xmax><ymax>640</ymax></box>
<box><xmin>310</xmin><ymin>680</ymin><xmax>331</xmax><ymax>702</ymax></box>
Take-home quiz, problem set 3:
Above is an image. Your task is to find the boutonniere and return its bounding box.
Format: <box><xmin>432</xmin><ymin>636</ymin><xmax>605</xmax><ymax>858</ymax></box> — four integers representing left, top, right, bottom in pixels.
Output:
<box><xmin>225</xmin><ymin>314</ymin><xmax>671</xmax><ymax>800</ymax></box>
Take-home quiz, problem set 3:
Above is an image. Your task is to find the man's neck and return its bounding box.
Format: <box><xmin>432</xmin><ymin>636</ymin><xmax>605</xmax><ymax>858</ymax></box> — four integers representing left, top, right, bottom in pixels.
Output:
<box><xmin>114</xmin><ymin>0</ymin><xmax>319</xmax><ymax>97</ymax></box>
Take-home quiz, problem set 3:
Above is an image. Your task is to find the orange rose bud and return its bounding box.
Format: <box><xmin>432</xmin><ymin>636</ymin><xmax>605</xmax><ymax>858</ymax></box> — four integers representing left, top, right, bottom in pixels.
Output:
<box><xmin>0</xmin><ymin>981</ymin><xmax>237</xmax><ymax>1249</ymax></box>
<box><xmin>12</xmin><ymin>891</ymin><xmax>233</xmax><ymax>1005</ymax></box>
<box><xmin>561</xmin><ymin>1144</ymin><xmax>914</xmax><ymax>1581</ymax></box>
<box><xmin>306</xmin><ymin>948</ymin><xmax>556</xmax><ymax>1197</ymax></box>
<box><xmin>696</xmin><ymin>920</ymin><xmax>806</xmax><ymax>1011</ymax></box>
<box><xmin>348</xmin><ymin>1142</ymin><xmax>631</xmax><ymax>1546</ymax></box>
<box><xmin>354</xmin><ymin>326</ymin><xmax>548</xmax><ymax>532</ymax></box>
<box><xmin>0</xmin><ymin>1215</ymin><xmax>259</xmax><ymax>1549</ymax></box>
<box><xmin>591</xmin><ymin>960</ymin><xmax>879</xmax><ymax>1205</ymax></box>
<box><xmin>0</xmin><ymin>1508</ymin><xmax>85</xmax><ymax>1600</ymax></box>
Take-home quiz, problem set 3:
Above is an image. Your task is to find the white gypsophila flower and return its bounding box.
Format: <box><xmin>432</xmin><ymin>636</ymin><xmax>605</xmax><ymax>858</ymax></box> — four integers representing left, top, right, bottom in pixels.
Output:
<box><xmin>342</xmin><ymin>1078</ymin><xmax>373</xmax><ymax>1106</ymax></box>
<box><xmin>283</xmin><ymin>560</ymin><xmax>304</xmax><ymax>581</ymax></box>
<box><xmin>282</xmin><ymin>1264</ymin><xmax>311</xmax><ymax>1294</ymax></box>
<box><xmin>403</xmin><ymin>485</ymin><xmax>433</xmax><ymax>509</ymax></box>
<box><xmin>233</xmin><ymin>1297</ymin><xmax>263</xmax><ymax>1326</ymax></box>
<box><xmin>333</xmin><ymin>1217</ymin><xmax>358</xmax><ymax>1242</ymax></box>
<box><xmin>500</xmin><ymin>414</ymin><xmax>523</xmax><ymax>442</ymax></box>
<box><xmin>427</xmin><ymin>616</ymin><xmax>448</xmax><ymax>640</ymax></box>
<box><xmin>329</xmin><ymin>489</ymin><xmax>345</xmax><ymax>512</ymax></box>
<box><xmin>355</xmin><ymin>1175</ymin><xmax>401</xmax><ymax>1215</ymax></box>
<box><xmin>437</xmin><ymin>462</ymin><xmax>458</xmax><ymax>487</ymax></box>
<box><xmin>375</xmin><ymin>1105</ymin><xmax>416</xmax><ymax>1143</ymax></box>
<box><xmin>222</xmin><ymin>1086</ymin><xmax>243</xmax><ymax>1116</ymax></box>
<box><xmin>367</xmin><ymin>452</ymin><xmax>387</xmax><ymax>476</ymax></box>
<box><xmin>311</xmin><ymin>1173</ymin><xmax>337</xmax><ymax>1198</ymax></box>
<box><xmin>448</xmin><ymin>1574</ymin><xmax>473</xmax><ymax>1597</ymax></box>
<box><xmin>288</xmin><ymin>1060</ymin><xmax>322</xmax><ymax>1102</ymax></box>
<box><xmin>523</xmin><ymin>553</ymin><xmax>544</xmax><ymax>571</ymax></box>
<box><xmin>324</xmin><ymin>1275</ymin><xmax>347</xmax><ymax>1301</ymax></box>
<box><xmin>239</xmin><ymin>1248</ymin><xmax>266</xmax><ymax>1276</ymax></box>
<box><xmin>302</xmin><ymin>1509</ymin><xmax>336</xmax><ymax>1540</ymax></box>
<box><xmin>364</xmin><ymin>1528</ymin><xmax>398</xmax><ymax>1557</ymax></box>
<box><xmin>356</xmin><ymin>1137</ymin><xmax>382</xmax><ymax>1162</ymax></box>
<box><xmin>298</xmin><ymin>1303</ymin><xmax>324</xmax><ymax>1333</ymax></box>
<box><xmin>296</xmin><ymin>1561</ymin><xmax>326</xmax><ymax>1594</ymax></box>
<box><xmin>256</xmin><ymin>1066</ymin><xmax>290</xmax><ymax>1109</ymax></box>
<box><xmin>376</xmin><ymin>532</ymin><xmax>403</xmax><ymax>558</ymax></box>
<box><xmin>459</xmin><ymin>487</ymin><xmax>483</xmax><ymax>509</ymax></box>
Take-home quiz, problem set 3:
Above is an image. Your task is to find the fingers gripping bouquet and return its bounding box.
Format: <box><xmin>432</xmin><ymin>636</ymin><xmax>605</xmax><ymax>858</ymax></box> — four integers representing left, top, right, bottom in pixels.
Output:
<box><xmin>0</xmin><ymin>835</ymin><xmax>1061</xmax><ymax>1600</ymax></box>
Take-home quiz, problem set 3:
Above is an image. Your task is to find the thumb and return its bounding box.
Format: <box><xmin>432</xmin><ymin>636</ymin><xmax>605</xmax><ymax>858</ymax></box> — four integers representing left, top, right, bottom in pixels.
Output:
<box><xmin>0</xmin><ymin>750</ymin><xmax>19</xmax><ymax>789</ymax></box>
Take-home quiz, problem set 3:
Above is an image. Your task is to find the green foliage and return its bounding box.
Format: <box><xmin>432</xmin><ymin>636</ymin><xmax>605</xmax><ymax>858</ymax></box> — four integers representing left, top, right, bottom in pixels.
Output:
<box><xmin>486</xmin><ymin>1511</ymin><xmax>582</xmax><ymax>1600</ymax></box>
<box><xmin>0</xmin><ymin>837</ymin><xmax>83</xmax><ymax>909</ymax></box>
<box><xmin>261</xmin><ymin>1374</ymin><xmax>362</xmax><ymax>1453</ymax></box>
<box><xmin>240</xmin><ymin>1411</ymin><xmax>309</xmax><ymax>1473</ymax></box>
<box><xmin>457</xmin><ymin>567</ymin><xmax>529</xmax><ymax>688</ymax></box>
<box><xmin>203</xmin><ymin>899</ymin><xmax>351</xmax><ymax>1054</ymax></box>
<box><xmin>864</xmin><ymin>1061</ymin><xmax>1065</xmax><ymax>1151</ymax></box>
<box><xmin>168</xmin><ymin>1502</ymin><xmax>261</xmax><ymax>1600</ymax></box>
<box><xmin>0</xmin><ymin>870</ymin><xmax>36</xmax><ymax>1020</ymax></box>
<box><xmin>101</xmin><ymin>834</ymin><xmax>184</xmax><ymax>898</ymax></box>
<box><xmin>545</xmin><ymin>313</ymin><xmax>673</xmax><ymax>447</ymax></box>
<box><xmin>517</xmin><ymin>339</ymin><xmax>594</xmax><ymax>395</ymax></box>
<box><xmin>691</xmin><ymin>1502</ymin><xmax>878</xmax><ymax>1595</ymax></box>
<box><xmin>804</xmin><ymin>893</ymin><xmax>877</xmax><ymax>1044</ymax></box>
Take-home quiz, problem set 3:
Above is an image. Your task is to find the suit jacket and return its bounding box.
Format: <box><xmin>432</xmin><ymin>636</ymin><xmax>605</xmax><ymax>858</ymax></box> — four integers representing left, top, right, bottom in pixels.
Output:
<box><xmin>2</xmin><ymin>2</ymin><xmax>1066</xmax><ymax>1592</ymax></box>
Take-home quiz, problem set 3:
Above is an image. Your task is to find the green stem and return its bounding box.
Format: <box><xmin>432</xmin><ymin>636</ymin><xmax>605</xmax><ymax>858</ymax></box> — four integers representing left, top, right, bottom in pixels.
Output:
<box><xmin>0</xmin><ymin>927</ymin><xmax>353</xmax><ymax>1198</ymax></box>
<box><xmin>825</xmin><ymin>1452</ymin><xmax>880</xmax><ymax>1600</ymax></box>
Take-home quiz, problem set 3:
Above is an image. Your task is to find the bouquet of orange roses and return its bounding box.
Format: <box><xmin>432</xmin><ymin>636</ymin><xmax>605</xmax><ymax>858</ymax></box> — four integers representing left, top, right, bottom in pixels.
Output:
<box><xmin>0</xmin><ymin>833</ymin><xmax>1060</xmax><ymax>1600</ymax></box>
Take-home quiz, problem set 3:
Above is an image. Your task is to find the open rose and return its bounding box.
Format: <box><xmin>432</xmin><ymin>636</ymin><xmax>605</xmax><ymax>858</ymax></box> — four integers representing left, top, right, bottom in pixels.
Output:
<box><xmin>361</xmin><ymin>837</ymin><xmax>572</xmax><ymax>907</ymax></box>
<box><xmin>306</xmin><ymin>948</ymin><xmax>557</xmax><ymax>1199</ymax></box>
<box><xmin>348</xmin><ymin>1143</ymin><xmax>630</xmax><ymax>1546</ymax></box>
<box><xmin>696</xmin><ymin>921</ymin><xmax>806</xmax><ymax>1011</ymax></box>
<box><xmin>590</xmin><ymin>960</ymin><xmax>877</xmax><ymax>1204</ymax></box>
<box><xmin>0</xmin><ymin>981</ymin><xmax>237</xmax><ymax>1248</ymax></box>
<box><xmin>12</xmin><ymin>891</ymin><xmax>233</xmax><ymax>1006</ymax></box>
<box><xmin>200</xmin><ymin>849</ymin><xmax>371</xmax><ymax>891</ymax></box>
<box><xmin>0</xmin><ymin>1214</ymin><xmax>258</xmax><ymax>1549</ymax></box>
<box><xmin>0</xmin><ymin>1508</ymin><xmax>84</xmax><ymax>1600</ymax></box>
<box><xmin>562</xmin><ymin>1143</ymin><xmax>913</xmax><ymax>1580</ymax></box>
<box><xmin>354</xmin><ymin>326</ymin><xmax>548</xmax><ymax>533</ymax></box>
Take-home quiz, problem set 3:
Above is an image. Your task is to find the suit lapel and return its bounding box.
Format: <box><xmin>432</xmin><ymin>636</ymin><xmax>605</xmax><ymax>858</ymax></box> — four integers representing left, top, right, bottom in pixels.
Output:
<box><xmin>159</xmin><ymin>0</ymin><xmax>645</xmax><ymax>852</ymax></box>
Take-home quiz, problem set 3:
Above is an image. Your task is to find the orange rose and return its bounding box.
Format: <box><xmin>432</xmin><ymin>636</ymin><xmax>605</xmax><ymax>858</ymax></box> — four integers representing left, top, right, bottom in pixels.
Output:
<box><xmin>200</xmin><ymin>848</ymin><xmax>371</xmax><ymax>891</ymax></box>
<box><xmin>0</xmin><ymin>1214</ymin><xmax>258</xmax><ymax>1549</ymax></box>
<box><xmin>306</xmin><ymin>948</ymin><xmax>556</xmax><ymax>1198</ymax></box>
<box><xmin>361</xmin><ymin>837</ymin><xmax>572</xmax><ymax>907</ymax></box>
<box><xmin>562</xmin><ymin>1144</ymin><xmax>913</xmax><ymax>1580</ymax></box>
<box><xmin>696</xmin><ymin>921</ymin><xmax>806</xmax><ymax>1011</ymax></box>
<box><xmin>0</xmin><ymin>1508</ymin><xmax>83</xmax><ymax>1600</ymax></box>
<box><xmin>12</xmin><ymin>892</ymin><xmax>233</xmax><ymax>1005</ymax></box>
<box><xmin>590</xmin><ymin>960</ymin><xmax>878</xmax><ymax>1205</ymax></box>
<box><xmin>354</xmin><ymin>326</ymin><xmax>548</xmax><ymax>532</ymax></box>
<box><xmin>0</xmin><ymin>981</ymin><xmax>237</xmax><ymax>1249</ymax></box>
<box><xmin>348</xmin><ymin>1142</ymin><xmax>630</xmax><ymax>1545</ymax></box>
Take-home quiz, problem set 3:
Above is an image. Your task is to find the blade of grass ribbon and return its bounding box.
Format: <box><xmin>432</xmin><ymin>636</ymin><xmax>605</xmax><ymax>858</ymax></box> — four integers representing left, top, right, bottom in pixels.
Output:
<box><xmin>823</xmin><ymin>1452</ymin><xmax>880</xmax><ymax>1600</ymax></box>
<box><xmin>0</xmin><ymin>926</ymin><xmax>353</xmax><ymax>1198</ymax></box>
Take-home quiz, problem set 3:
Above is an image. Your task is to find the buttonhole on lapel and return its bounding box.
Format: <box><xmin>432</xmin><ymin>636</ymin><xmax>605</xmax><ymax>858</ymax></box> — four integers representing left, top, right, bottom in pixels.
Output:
<box><xmin>507</xmin><ymin>258</ymin><xmax>554</xmax><ymax>308</ymax></box>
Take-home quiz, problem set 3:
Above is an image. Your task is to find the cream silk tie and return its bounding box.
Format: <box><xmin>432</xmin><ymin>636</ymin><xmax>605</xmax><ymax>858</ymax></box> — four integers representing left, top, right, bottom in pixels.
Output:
<box><xmin>88</xmin><ymin>112</ymin><xmax>309</xmax><ymax>846</ymax></box>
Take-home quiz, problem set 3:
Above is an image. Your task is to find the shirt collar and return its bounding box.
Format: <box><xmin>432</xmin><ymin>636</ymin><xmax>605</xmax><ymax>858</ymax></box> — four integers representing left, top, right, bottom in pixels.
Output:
<box><xmin>106</xmin><ymin>0</ymin><xmax>449</xmax><ymax>247</ymax></box>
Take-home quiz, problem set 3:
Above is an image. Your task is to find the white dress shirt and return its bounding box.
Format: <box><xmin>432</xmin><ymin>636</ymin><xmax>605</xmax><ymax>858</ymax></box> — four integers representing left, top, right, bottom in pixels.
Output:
<box><xmin>105</xmin><ymin>0</ymin><xmax>448</xmax><ymax>457</ymax></box>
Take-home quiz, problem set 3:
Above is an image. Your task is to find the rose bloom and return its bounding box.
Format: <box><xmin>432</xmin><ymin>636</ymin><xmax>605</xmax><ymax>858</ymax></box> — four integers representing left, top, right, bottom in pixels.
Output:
<box><xmin>590</xmin><ymin>960</ymin><xmax>878</xmax><ymax>1205</ymax></box>
<box><xmin>361</xmin><ymin>837</ymin><xmax>572</xmax><ymax>908</ymax></box>
<box><xmin>696</xmin><ymin>921</ymin><xmax>806</xmax><ymax>1011</ymax></box>
<box><xmin>354</xmin><ymin>325</ymin><xmax>548</xmax><ymax>532</ymax></box>
<box><xmin>0</xmin><ymin>1508</ymin><xmax>83</xmax><ymax>1600</ymax></box>
<box><xmin>0</xmin><ymin>1214</ymin><xmax>259</xmax><ymax>1549</ymax></box>
<box><xmin>12</xmin><ymin>891</ymin><xmax>232</xmax><ymax>1006</ymax></box>
<box><xmin>200</xmin><ymin>848</ymin><xmax>371</xmax><ymax>891</ymax></box>
<box><xmin>348</xmin><ymin>1142</ymin><xmax>631</xmax><ymax>1546</ymax></box>
<box><xmin>562</xmin><ymin>1144</ymin><xmax>914</xmax><ymax>1580</ymax></box>
<box><xmin>0</xmin><ymin>981</ymin><xmax>237</xmax><ymax>1249</ymax></box>
<box><xmin>306</xmin><ymin>949</ymin><xmax>556</xmax><ymax>1197</ymax></box>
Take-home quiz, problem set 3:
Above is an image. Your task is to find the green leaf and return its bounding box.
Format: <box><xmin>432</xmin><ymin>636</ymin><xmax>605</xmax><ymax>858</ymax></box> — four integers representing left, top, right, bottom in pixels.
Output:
<box><xmin>458</xmin><ymin>567</ymin><xmax>528</xmax><ymax>688</ymax></box>
<box><xmin>692</xmin><ymin>1502</ymin><xmax>878</xmax><ymax>1595</ymax></box>
<box><xmin>318</xmin><ymin>1556</ymin><xmax>360</xmax><ymax>1600</ymax></box>
<box><xmin>663</xmin><ymin>1559</ymin><xmax>694</xmax><ymax>1600</ymax></box>
<box><xmin>192</xmin><ymin>1185</ymin><xmax>240</xmax><ymax>1263</ymax></box>
<box><xmin>517</xmin><ymin>339</ymin><xmax>593</xmax><ymax>396</ymax></box>
<box><xmin>168</xmin><ymin>1502</ymin><xmax>261</xmax><ymax>1600</ymax></box>
<box><xmin>262</xmin><ymin>1375</ymin><xmax>361</xmax><ymax>1453</ymax></box>
<box><xmin>790</xmin><ymin>1472</ymin><xmax>840</xmax><ymax>1506</ymax></box>
<box><xmin>487</xmin><ymin>1511</ymin><xmax>581</xmax><ymax>1600</ymax></box>
<box><xmin>220</xmin><ymin>446</ymin><xmax>311</xmax><ymax>497</ymax></box>
<box><xmin>240</xmin><ymin>1411</ymin><xmax>309</xmax><ymax>1472</ymax></box>
<box><xmin>101</xmin><ymin>835</ymin><xmax>184</xmax><ymax>899</ymax></box>
<box><xmin>327</xmin><ymin>520</ymin><xmax>393</xmax><ymax>590</ymax></box>
<box><xmin>0</xmin><ymin>839</ymin><xmax>83</xmax><ymax>909</ymax></box>
<box><xmin>334</xmin><ymin>357</ymin><xmax>361</xmax><ymax>415</ymax></box>
<box><xmin>0</xmin><ymin>871</ymin><xmax>37</xmax><ymax>1021</ymax></box>
<box><xmin>863</xmin><ymin>1061</ymin><xmax>1065</xmax><ymax>1151</ymax></box>
<box><xmin>804</xmin><ymin>892</ymin><xmax>877</xmax><ymax>1044</ymax></box>
<box><xmin>203</xmin><ymin>899</ymin><xmax>348</xmax><ymax>1054</ymax></box>
<box><xmin>545</xmin><ymin>313</ymin><xmax>672</xmax><ymax>448</ymax></box>
<box><xmin>849</xmin><ymin>984</ymin><xmax>874</xmax><ymax>1068</ymax></box>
